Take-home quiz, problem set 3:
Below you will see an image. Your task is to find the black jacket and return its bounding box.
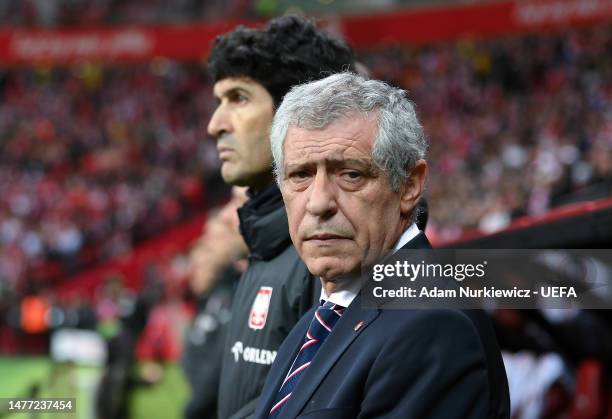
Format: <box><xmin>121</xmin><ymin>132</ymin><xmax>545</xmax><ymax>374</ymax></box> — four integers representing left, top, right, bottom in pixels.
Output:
<box><xmin>217</xmin><ymin>184</ymin><xmax>318</xmax><ymax>419</ymax></box>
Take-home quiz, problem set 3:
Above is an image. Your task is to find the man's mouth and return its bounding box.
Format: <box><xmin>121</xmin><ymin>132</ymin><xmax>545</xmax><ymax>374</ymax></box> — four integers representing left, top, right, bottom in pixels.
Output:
<box><xmin>217</xmin><ymin>145</ymin><xmax>235</xmax><ymax>160</ymax></box>
<box><xmin>305</xmin><ymin>234</ymin><xmax>347</xmax><ymax>241</ymax></box>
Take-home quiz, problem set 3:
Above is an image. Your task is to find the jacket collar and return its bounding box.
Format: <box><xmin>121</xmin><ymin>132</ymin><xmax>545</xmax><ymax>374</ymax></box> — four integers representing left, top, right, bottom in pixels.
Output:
<box><xmin>238</xmin><ymin>183</ymin><xmax>292</xmax><ymax>261</ymax></box>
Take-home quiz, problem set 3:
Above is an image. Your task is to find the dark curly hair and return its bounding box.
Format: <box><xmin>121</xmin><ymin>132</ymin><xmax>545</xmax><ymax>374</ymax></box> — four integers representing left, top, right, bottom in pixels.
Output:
<box><xmin>207</xmin><ymin>15</ymin><xmax>356</xmax><ymax>107</ymax></box>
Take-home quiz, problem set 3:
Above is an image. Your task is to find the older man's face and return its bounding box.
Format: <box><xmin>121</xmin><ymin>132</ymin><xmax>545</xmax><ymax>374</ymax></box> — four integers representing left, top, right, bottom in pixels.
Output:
<box><xmin>281</xmin><ymin>113</ymin><xmax>420</xmax><ymax>283</ymax></box>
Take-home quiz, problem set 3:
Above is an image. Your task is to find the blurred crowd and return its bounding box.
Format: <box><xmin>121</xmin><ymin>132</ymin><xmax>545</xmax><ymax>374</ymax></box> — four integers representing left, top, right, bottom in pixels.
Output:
<box><xmin>361</xmin><ymin>26</ymin><xmax>612</xmax><ymax>242</ymax></box>
<box><xmin>0</xmin><ymin>0</ymin><xmax>488</xmax><ymax>27</ymax></box>
<box><xmin>0</xmin><ymin>62</ymin><xmax>226</xmax><ymax>288</ymax></box>
<box><xmin>0</xmin><ymin>0</ymin><xmax>258</xmax><ymax>27</ymax></box>
<box><xmin>1</xmin><ymin>25</ymin><xmax>611</xmax><ymax>295</ymax></box>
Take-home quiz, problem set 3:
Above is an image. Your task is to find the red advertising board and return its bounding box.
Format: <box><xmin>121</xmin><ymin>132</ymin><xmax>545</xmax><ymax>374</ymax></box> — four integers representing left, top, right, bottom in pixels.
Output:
<box><xmin>342</xmin><ymin>0</ymin><xmax>612</xmax><ymax>48</ymax></box>
<box><xmin>0</xmin><ymin>0</ymin><xmax>610</xmax><ymax>65</ymax></box>
<box><xmin>0</xmin><ymin>20</ymin><xmax>252</xmax><ymax>64</ymax></box>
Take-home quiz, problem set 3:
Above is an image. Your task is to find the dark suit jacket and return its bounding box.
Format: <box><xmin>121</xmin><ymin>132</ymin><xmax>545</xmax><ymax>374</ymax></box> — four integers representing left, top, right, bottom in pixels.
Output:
<box><xmin>254</xmin><ymin>232</ymin><xmax>510</xmax><ymax>419</ymax></box>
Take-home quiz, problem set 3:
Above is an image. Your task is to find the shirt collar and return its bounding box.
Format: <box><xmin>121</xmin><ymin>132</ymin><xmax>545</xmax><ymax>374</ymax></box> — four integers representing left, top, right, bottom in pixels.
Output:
<box><xmin>319</xmin><ymin>223</ymin><xmax>420</xmax><ymax>307</ymax></box>
<box><xmin>319</xmin><ymin>279</ymin><xmax>361</xmax><ymax>308</ymax></box>
<box><xmin>393</xmin><ymin>223</ymin><xmax>420</xmax><ymax>250</ymax></box>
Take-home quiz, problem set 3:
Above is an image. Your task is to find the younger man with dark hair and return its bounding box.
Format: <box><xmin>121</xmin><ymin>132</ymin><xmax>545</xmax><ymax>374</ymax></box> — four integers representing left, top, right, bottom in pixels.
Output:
<box><xmin>206</xmin><ymin>16</ymin><xmax>355</xmax><ymax>418</ymax></box>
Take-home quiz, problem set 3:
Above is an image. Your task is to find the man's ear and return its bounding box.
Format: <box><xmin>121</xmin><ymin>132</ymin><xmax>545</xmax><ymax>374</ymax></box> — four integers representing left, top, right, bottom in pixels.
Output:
<box><xmin>400</xmin><ymin>160</ymin><xmax>427</xmax><ymax>216</ymax></box>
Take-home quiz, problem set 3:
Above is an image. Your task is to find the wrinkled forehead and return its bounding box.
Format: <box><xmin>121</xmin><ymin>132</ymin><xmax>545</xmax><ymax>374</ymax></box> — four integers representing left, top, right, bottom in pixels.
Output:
<box><xmin>283</xmin><ymin>113</ymin><xmax>378</xmax><ymax>164</ymax></box>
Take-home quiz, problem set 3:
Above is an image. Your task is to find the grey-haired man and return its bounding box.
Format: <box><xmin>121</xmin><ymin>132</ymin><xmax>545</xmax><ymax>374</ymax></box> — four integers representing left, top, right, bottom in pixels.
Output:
<box><xmin>255</xmin><ymin>73</ymin><xmax>510</xmax><ymax>419</ymax></box>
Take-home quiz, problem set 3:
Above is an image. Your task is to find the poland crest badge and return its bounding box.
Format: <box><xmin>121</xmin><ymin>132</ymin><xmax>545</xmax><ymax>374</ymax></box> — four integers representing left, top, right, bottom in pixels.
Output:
<box><xmin>249</xmin><ymin>287</ymin><xmax>273</xmax><ymax>330</ymax></box>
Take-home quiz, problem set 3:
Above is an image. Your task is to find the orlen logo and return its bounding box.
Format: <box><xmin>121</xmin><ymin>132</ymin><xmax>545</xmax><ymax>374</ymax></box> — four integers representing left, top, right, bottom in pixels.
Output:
<box><xmin>231</xmin><ymin>341</ymin><xmax>277</xmax><ymax>365</ymax></box>
<box><xmin>249</xmin><ymin>287</ymin><xmax>273</xmax><ymax>330</ymax></box>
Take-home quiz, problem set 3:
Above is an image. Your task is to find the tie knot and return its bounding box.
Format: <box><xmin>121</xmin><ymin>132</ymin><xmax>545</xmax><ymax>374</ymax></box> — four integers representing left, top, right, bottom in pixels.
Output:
<box><xmin>308</xmin><ymin>301</ymin><xmax>344</xmax><ymax>340</ymax></box>
<box><xmin>320</xmin><ymin>300</ymin><xmax>345</xmax><ymax>313</ymax></box>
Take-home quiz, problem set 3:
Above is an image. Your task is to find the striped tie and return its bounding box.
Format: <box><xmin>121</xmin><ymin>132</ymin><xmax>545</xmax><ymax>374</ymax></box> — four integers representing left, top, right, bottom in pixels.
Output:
<box><xmin>268</xmin><ymin>300</ymin><xmax>345</xmax><ymax>418</ymax></box>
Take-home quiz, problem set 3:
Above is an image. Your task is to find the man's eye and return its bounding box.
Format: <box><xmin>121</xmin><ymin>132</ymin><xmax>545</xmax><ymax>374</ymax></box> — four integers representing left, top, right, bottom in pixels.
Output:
<box><xmin>288</xmin><ymin>171</ymin><xmax>311</xmax><ymax>183</ymax></box>
<box><xmin>340</xmin><ymin>171</ymin><xmax>362</xmax><ymax>181</ymax></box>
<box><xmin>229</xmin><ymin>93</ymin><xmax>248</xmax><ymax>104</ymax></box>
<box><xmin>290</xmin><ymin>171</ymin><xmax>309</xmax><ymax>179</ymax></box>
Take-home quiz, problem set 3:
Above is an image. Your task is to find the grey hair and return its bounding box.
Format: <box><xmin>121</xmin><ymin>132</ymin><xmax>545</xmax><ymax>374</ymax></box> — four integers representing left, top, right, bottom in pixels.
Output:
<box><xmin>270</xmin><ymin>72</ymin><xmax>427</xmax><ymax>191</ymax></box>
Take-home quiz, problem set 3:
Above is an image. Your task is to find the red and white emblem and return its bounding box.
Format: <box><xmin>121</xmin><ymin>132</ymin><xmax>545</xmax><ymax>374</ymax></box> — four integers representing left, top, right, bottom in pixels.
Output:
<box><xmin>249</xmin><ymin>287</ymin><xmax>273</xmax><ymax>330</ymax></box>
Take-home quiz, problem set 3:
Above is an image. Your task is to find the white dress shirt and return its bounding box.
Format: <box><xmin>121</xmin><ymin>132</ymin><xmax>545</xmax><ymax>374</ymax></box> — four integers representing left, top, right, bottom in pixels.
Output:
<box><xmin>392</xmin><ymin>223</ymin><xmax>421</xmax><ymax>252</ymax></box>
<box><xmin>319</xmin><ymin>223</ymin><xmax>421</xmax><ymax>307</ymax></box>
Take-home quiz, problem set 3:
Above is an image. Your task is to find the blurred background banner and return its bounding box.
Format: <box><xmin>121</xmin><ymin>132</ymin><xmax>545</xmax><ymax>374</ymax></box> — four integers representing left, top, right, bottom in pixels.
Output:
<box><xmin>0</xmin><ymin>0</ymin><xmax>610</xmax><ymax>64</ymax></box>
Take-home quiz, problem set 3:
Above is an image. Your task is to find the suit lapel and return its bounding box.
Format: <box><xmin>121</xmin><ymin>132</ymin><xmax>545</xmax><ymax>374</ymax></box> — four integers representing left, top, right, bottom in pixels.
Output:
<box><xmin>279</xmin><ymin>293</ymin><xmax>380</xmax><ymax>417</ymax></box>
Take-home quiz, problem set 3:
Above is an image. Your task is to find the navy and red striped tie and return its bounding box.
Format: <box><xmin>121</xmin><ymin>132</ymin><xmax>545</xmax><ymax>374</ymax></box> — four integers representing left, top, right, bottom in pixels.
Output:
<box><xmin>268</xmin><ymin>300</ymin><xmax>345</xmax><ymax>418</ymax></box>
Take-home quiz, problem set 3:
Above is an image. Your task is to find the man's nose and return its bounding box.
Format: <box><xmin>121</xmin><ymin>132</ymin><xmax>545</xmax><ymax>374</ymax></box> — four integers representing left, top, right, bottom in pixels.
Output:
<box><xmin>207</xmin><ymin>105</ymin><xmax>231</xmax><ymax>138</ymax></box>
<box><xmin>305</xmin><ymin>171</ymin><xmax>338</xmax><ymax>219</ymax></box>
